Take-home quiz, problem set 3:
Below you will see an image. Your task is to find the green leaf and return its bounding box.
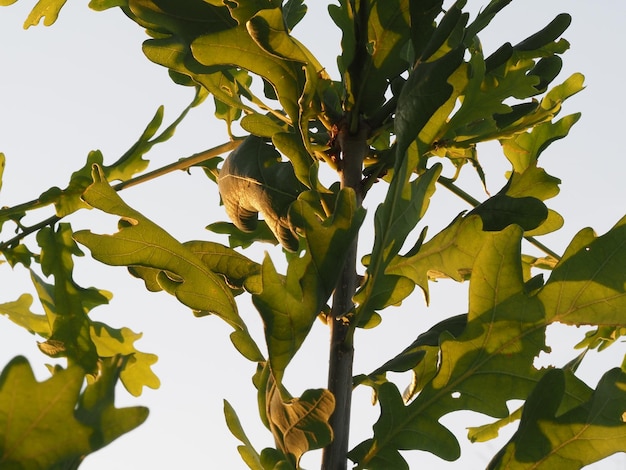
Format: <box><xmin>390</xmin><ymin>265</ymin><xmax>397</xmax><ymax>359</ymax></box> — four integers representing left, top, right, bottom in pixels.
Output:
<box><xmin>539</xmin><ymin>214</ymin><xmax>626</xmax><ymax>326</ymax></box>
<box><xmin>37</xmin><ymin>101</ymin><xmax>200</xmax><ymax>219</ymax></box>
<box><xmin>75</xmin><ymin>355</ymin><xmax>149</xmax><ymax>453</ymax></box>
<box><xmin>88</xmin><ymin>0</ymin><xmax>126</xmax><ymax>11</ymax></box>
<box><xmin>467</xmin><ymin>192</ymin><xmax>548</xmax><ymax>232</ymax></box>
<box><xmin>217</xmin><ymin>136</ymin><xmax>307</xmax><ymax>252</ymax></box>
<box><xmin>355</xmin><ymin>164</ymin><xmax>441</xmax><ymax>325</ymax></box>
<box><xmin>328</xmin><ymin>0</ymin><xmax>356</xmax><ymax>97</ymax></box>
<box><xmin>191</xmin><ymin>19</ymin><xmax>306</xmax><ymax>126</ymax></box>
<box><xmin>502</xmin><ymin>113</ymin><xmax>581</xmax><ymax>173</ymax></box>
<box><xmin>351</xmin><ymin>0</ymin><xmax>412</xmax><ymax>116</ymax></box>
<box><xmin>353</xmin><ymin>226</ymin><xmax>551</xmax><ymax>466</ymax></box>
<box><xmin>0</xmin><ymin>356</ymin><xmax>147</xmax><ymax>468</ymax></box>
<box><xmin>489</xmin><ymin>368</ymin><xmax>626</xmax><ymax>469</ymax></box>
<box><xmin>206</xmin><ymin>221</ymin><xmax>278</xmax><ymax>251</ymax></box>
<box><xmin>90</xmin><ymin>322</ymin><xmax>160</xmax><ymax>397</ymax></box>
<box><xmin>282</xmin><ymin>0</ymin><xmax>306</xmax><ymax>31</ymax></box>
<box><xmin>395</xmin><ymin>46</ymin><xmax>465</xmax><ymax>159</ymax></box>
<box><xmin>0</xmin><ymin>356</ymin><xmax>91</xmax><ymax>468</ymax></box>
<box><xmin>387</xmin><ymin>215</ymin><xmax>483</xmax><ymax>301</ymax></box>
<box><xmin>253</xmin><ymin>188</ymin><xmax>363</xmax><ymax>383</ymax></box>
<box><xmin>0</xmin><ymin>293</ymin><xmax>51</xmax><ymax>337</ymax></box>
<box><xmin>23</xmin><ymin>0</ymin><xmax>68</xmax><ymax>28</ymax></box>
<box><xmin>33</xmin><ymin>224</ymin><xmax>110</xmax><ymax>372</ymax></box>
<box><xmin>185</xmin><ymin>240</ymin><xmax>262</xmax><ymax>291</ymax></box>
<box><xmin>348</xmin><ymin>382</ymin><xmax>457</xmax><ymax>468</ymax></box>
<box><xmin>289</xmin><ymin>189</ymin><xmax>365</xmax><ymax>296</ymax></box>
<box><xmin>252</xmin><ymin>251</ymin><xmax>325</xmax><ymax>383</ymax></box>
<box><xmin>224</xmin><ymin>400</ymin><xmax>264</xmax><ymax>470</ymax></box>
<box><xmin>241</xmin><ymin>113</ymin><xmax>288</xmax><ymax>138</ymax></box>
<box><xmin>266</xmin><ymin>381</ymin><xmax>334</xmax><ymax>467</ymax></box>
<box><xmin>356</xmin><ymin>314</ymin><xmax>467</xmax><ymax>401</ymax></box>
<box><xmin>408</xmin><ymin>0</ymin><xmax>444</xmax><ymax>60</ymax></box>
<box><xmin>74</xmin><ymin>165</ymin><xmax>253</xmax><ymax>347</ymax></box>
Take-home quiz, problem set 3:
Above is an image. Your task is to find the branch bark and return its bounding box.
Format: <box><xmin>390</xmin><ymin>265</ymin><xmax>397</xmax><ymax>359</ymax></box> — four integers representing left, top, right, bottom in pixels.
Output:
<box><xmin>322</xmin><ymin>120</ymin><xmax>367</xmax><ymax>469</ymax></box>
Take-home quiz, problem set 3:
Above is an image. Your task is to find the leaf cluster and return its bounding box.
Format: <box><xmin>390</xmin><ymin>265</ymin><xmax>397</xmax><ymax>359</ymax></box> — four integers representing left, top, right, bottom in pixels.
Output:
<box><xmin>0</xmin><ymin>0</ymin><xmax>625</xmax><ymax>469</ymax></box>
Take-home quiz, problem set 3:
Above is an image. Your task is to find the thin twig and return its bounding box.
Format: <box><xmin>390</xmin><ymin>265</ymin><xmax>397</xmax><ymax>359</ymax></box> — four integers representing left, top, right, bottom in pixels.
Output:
<box><xmin>0</xmin><ymin>139</ymin><xmax>243</xmax><ymax>250</ymax></box>
<box><xmin>437</xmin><ymin>176</ymin><xmax>562</xmax><ymax>261</ymax></box>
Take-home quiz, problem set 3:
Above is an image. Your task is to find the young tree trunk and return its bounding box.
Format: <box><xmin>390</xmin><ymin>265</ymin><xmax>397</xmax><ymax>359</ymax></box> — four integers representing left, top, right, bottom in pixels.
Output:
<box><xmin>322</xmin><ymin>121</ymin><xmax>367</xmax><ymax>469</ymax></box>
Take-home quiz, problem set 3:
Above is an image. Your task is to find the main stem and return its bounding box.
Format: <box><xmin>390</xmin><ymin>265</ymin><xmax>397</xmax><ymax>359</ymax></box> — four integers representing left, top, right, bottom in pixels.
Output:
<box><xmin>322</xmin><ymin>121</ymin><xmax>367</xmax><ymax>469</ymax></box>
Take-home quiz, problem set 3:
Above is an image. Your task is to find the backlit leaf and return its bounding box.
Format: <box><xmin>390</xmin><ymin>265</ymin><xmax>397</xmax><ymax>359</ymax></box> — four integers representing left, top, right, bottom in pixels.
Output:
<box><xmin>74</xmin><ymin>165</ymin><xmax>254</xmax><ymax>350</ymax></box>
<box><xmin>489</xmin><ymin>368</ymin><xmax>626</xmax><ymax>469</ymax></box>
<box><xmin>23</xmin><ymin>0</ymin><xmax>67</xmax><ymax>28</ymax></box>
<box><xmin>0</xmin><ymin>293</ymin><xmax>50</xmax><ymax>337</ymax></box>
<box><xmin>90</xmin><ymin>322</ymin><xmax>160</xmax><ymax>397</ymax></box>
<box><xmin>33</xmin><ymin>224</ymin><xmax>110</xmax><ymax>372</ymax></box>
<box><xmin>352</xmin><ymin>226</ymin><xmax>552</xmax><ymax>467</ymax></box>
<box><xmin>539</xmin><ymin>215</ymin><xmax>626</xmax><ymax>326</ymax></box>
<box><xmin>224</xmin><ymin>400</ymin><xmax>264</xmax><ymax>470</ymax></box>
<box><xmin>0</xmin><ymin>356</ymin><xmax>147</xmax><ymax>468</ymax></box>
<box><xmin>267</xmin><ymin>380</ymin><xmax>334</xmax><ymax>467</ymax></box>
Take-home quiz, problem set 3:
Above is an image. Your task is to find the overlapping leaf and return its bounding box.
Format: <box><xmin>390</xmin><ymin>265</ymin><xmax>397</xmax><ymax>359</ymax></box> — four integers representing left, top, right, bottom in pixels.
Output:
<box><xmin>33</xmin><ymin>224</ymin><xmax>110</xmax><ymax>373</ymax></box>
<box><xmin>354</xmin><ymin>17</ymin><xmax>468</xmax><ymax>326</ymax></box>
<box><xmin>90</xmin><ymin>322</ymin><xmax>160</xmax><ymax>397</ymax></box>
<box><xmin>224</xmin><ymin>400</ymin><xmax>264</xmax><ymax>470</ymax></box>
<box><xmin>539</xmin><ymin>214</ymin><xmax>626</xmax><ymax>326</ymax></box>
<box><xmin>351</xmin><ymin>226</ymin><xmax>551</xmax><ymax>467</ymax></box>
<box><xmin>386</xmin><ymin>215</ymin><xmax>484</xmax><ymax>302</ymax></box>
<box><xmin>74</xmin><ymin>165</ymin><xmax>262</xmax><ymax>359</ymax></box>
<box><xmin>355</xmin><ymin>164</ymin><xmax>442</xmax><ymax>326</ymax></box>
<box><xmin>266</xmin><ymin>381</ymin><xmax>334</xmax><ymax>467</ymax></box>
<box><xmin>0</xmin><ymin>356</ymin><xmax>147</xmax><ymax>468</ymax></box>
<box><xmin>253</xmin><ymin>188</ymin><xmax>364</xmax><ymax>383</ymax></box>
<box><xmin>489</xmin><ymin>368</ymin><xmax>626</xmax><ymax>469</ymax></box>
<box><xmin>0</xmin><ymin>293</ymin><xmax>50</xmax><ymax>337</ymax></box>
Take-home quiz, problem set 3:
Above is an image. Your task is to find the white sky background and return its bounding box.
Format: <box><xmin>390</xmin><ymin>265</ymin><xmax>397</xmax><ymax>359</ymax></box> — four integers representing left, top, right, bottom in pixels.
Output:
<box><xmin>0</xmin><ymin>1</ymin><xmax>625</xmax><ymax>469</ymax></box>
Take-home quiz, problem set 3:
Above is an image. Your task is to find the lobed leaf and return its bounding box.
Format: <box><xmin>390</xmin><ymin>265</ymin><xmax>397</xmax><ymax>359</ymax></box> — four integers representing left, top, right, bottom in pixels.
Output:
<box><xmin>489</xmin><ymin>368</ymin><xmax>626</xmax><ymax>469</ymax></box>
<box><xmin>539</xmin><ymin>214</ymin><xmax>626</xmax><ymax>326</ymax></box>
<box><xmin>224</xmin><ymin>400</ymin><xmax>264</xmax><ymax>470</ymax></box>
<box><xmin>0</xmin><ymin>293</ymin><xmax>50</xmax><ymax>337</ymax></box>
<box><xmin>23</xmin><ymin>0</ymin><xmax>67</xmax><ymax>28</ymax></box>
<box><xmin>90</xmin><ymin>322</ymin><xmax>160</xmax><ymax>397</ymax></box>
<box><xmin>355</xmin><ymin>164</ymin><xmax>441</xmax><ymax>326</ymax></box>
<box><xmin>33</xmin><ymin>224</ymin><xmax>111</xmax><ymax>373</ymax></box>
<box><xmin>74</xmin><ymin>165</ymin><xmax>260</xmax><ymax>359</ymax></box>
<box><xmin>0</xmin><ymin>356</ymin><xmax>147</xmax><ymax>468</ymax></box>
<box><xmin>253</xmin><ymin>188</ymin><xmax>363</xmax><ymax>383</ymax></box>
<box><xmin>266</xmin><ymin>381</ymin><xmax>334</xmax><ymax>467</ymax></box>
<box><xmin>352</xmin><ymin>226</ymin><xmax>552</xmax><ymax>467</ymax></box>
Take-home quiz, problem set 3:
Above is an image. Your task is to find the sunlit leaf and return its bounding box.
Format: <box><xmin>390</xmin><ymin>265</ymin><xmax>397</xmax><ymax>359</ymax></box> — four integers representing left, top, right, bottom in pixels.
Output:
<box><xmin>90</xmin><ymin>322</ymin><xmax>160</xmax><ymax>397</ymax></box>
<box><xmin>23</xmin><ymin>0</ymin><xmax>67</xmax><ymax>28</ymax></box>
<box><xmin>192</xmin><ymin>19</ymin><xmax>305</xmax><ymax>125</ymax></box>
<box><xmin>0</xmin><ymin>293</ymin><xmax>50</xmax><ymax>337</ymax></box>
<box><xmin>75</xmin><ymin>356</ymin><xmax>149</xmax><ymax>452</ymax></box>
<box><xmin>33</xmin><ymin>224</ymin><xmax>110</xmax><ymax>372</ymax></box>
<box><xmin>352</xmin><ymin>226</ymin><xmax>552</xmax><ymax>466</ymax></box>
<box><xmin>224</xmin><ymin>400</ymin><xmax>264</xmax><ymax>470</ymax></box>
<box><xmin>356</xmin><ymin>164</ymin><xmax>441</xmax><ymax>325</ymax></box>
<box><xmin>489</xmin><ymin>368</ymin><xmax>626</xmax><ymax>469</ymax></box>
<box><xmin>74</xmin><ymin>165</ymin><xmax>257</xmax><ymax>354</ymax></box>
<box><xmin>0</xmin><ymin>356</ymin><xmax>147</xmax><ymax>468</ymax></box>
<box><xmin>218</xmin><ymin>136</ymin><xmax>307</xmax><ymax>252</ymax></box>
<box><xmin>539</xmin><ymin>215</ymin><xmax>626</xmax><ymax>326</ymax></box>
<box><xmin>267</xmin><ymin>379</ymin><xmax>334</xmax><ymax>467</ymax></box>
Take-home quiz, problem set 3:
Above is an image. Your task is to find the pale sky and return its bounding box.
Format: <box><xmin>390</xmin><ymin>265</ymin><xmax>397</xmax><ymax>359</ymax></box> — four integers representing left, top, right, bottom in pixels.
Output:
<box><xmin>1</xmin><ymin>1</ymin><xmax>625</xmax><ymax>469</ymax></box>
